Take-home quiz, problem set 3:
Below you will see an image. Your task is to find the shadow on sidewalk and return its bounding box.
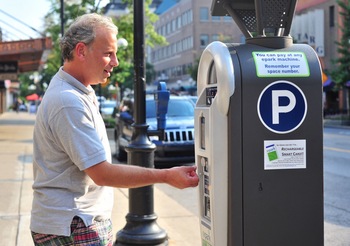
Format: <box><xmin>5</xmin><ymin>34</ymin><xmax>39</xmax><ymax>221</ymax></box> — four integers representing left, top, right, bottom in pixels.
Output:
<box><xmin>0</xmin><ymin>118</ymin><xmax>36</xmax><ymax>126</ymax></box>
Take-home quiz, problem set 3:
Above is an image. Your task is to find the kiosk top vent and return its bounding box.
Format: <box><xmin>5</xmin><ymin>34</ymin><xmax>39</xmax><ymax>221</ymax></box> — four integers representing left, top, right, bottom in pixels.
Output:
<box><xmin>211</xmin><ymin>0</ymin><xmax>297</xmax><ymax>38</ymax></box>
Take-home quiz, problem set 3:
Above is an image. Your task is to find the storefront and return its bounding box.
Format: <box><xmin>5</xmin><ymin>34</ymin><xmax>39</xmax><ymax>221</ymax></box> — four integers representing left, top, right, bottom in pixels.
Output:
<box><xmin>0</xmin><ymin>37</ymin><xmax>52</xmax><ymax>113</ymax></box>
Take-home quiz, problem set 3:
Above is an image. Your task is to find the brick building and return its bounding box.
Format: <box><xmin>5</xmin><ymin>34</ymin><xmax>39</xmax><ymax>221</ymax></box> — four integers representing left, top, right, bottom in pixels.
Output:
<box><xmin>292</xmin><ymin>0</ymin><xmax>349</xmax><ymax>115</ymax></box>
<box><xmin>149</xmin><ymin>0</ymin><xmax>243</xmax><ymax>85</ymax></box>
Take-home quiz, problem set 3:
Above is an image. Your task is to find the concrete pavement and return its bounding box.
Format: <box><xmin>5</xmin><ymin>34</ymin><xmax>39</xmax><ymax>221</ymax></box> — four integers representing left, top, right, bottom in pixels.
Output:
<box><xmin>0</xmin><ymin>111</ymin><xmax>35</xmax><ymax>245</ymax></box>
<box><xmin>1</xmin><ymin>111</ymin><xmax>349</xmax><ymax>246</ymax></box>
<box><xmin>0</xmin><ymin>111</ymin><xmax>200</xmax><ymax>246</ymax></box>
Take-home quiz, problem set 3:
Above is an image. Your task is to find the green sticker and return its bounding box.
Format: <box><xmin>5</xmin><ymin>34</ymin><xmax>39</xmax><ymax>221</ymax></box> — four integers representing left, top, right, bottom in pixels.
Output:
<box><xmin>252</xmin><ymin>51</ymin><xmax>310</xmax><ymax>77</ymax></box>
<box><xmin>266</xmin><ymin>144</ymin><xmax>278</xmax><ymax>161</ymax></box>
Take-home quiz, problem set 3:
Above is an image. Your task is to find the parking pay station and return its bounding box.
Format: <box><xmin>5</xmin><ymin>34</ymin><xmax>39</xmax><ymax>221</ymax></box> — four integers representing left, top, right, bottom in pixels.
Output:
<box><xmin>195</xmin><ymin>0</ymin><xmax>324</xmax><ymax>245</ymax></box>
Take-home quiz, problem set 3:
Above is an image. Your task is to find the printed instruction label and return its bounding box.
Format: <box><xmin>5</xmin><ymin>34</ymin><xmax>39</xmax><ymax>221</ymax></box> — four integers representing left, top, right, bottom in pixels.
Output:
<box><xmin>264</xmin><ymin>139</ymin><xmax>306</xmax><ymax>170</ymax></box>
<box><xmin>201</xmin><ymin>223</ymin><xmax>213</xmax><ymax>246</ymax></box>
<box><xmin>253</xmin><ymin>52</ymin><xmax>310</xmax><ymax>77</ymax></box>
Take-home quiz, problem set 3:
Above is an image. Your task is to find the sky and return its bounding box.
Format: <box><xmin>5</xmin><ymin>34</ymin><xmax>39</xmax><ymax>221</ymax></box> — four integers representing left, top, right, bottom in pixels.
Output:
<box><xmin>0</xmin><ymin>0</ymin><xmax>109</xmax><ymax>41</ymax></box>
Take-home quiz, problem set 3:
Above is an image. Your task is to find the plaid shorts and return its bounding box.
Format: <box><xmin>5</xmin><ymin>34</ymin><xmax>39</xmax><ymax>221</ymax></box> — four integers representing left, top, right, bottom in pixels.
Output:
<box><xmin>31</xmin><ymin>216</ymin><xmax>113</xmax><ymax>246</ymax></box>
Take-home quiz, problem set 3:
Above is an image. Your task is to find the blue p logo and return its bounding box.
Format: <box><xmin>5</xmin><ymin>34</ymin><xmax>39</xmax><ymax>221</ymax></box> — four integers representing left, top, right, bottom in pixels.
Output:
<box><xmin>258</xmin><ymin>81</ymin><xmax>307</xmax><ymax>134</ymax></box>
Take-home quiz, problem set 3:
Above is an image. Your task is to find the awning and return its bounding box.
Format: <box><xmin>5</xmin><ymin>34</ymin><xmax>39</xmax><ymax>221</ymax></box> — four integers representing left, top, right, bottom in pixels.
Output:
<box><xmin>322</xmin><ymin>71</ymin><xmax>328</xmax><ymax>83</ymax></box>
<box><xmin>323</xmin><ymin>78</ymin><xmax>334</xmax><ymax>87</ymax></box>
<box><xmin>26</xmin><ymin>93</ymin><xmax>39</xmax><ymax>101</ymax></box>
<box><xmin>0</xmin><ymin>37</ymin><xmax>52</xmax><ymax>74</ymax></box>
<box><xmin>323</xmin><ymin>76</ymin><xmax>335</xmax><ymax>92</ymax></box>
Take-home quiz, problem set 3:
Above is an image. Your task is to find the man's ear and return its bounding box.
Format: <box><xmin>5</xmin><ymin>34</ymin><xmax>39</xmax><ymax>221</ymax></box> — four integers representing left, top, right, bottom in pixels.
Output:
<box><xmin>75</xmin><ymin>42</ymin><xmax>86</xmax><ymax>60</ymax></box>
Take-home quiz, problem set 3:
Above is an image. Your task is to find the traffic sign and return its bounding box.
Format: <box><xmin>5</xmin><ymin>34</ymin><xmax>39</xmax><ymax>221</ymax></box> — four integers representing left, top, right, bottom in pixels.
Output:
<box><xmin>257</xmin><ymin>80</ymin><xmax>307</xmax><ymax>134</ymax></box>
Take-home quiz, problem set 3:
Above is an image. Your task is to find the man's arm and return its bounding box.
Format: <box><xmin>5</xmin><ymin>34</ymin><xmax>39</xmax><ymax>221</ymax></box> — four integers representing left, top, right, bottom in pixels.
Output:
<box><xmin>84</xmin><ymin>161</ymin><xmax>199</xmax><ymax>189</ymax></box>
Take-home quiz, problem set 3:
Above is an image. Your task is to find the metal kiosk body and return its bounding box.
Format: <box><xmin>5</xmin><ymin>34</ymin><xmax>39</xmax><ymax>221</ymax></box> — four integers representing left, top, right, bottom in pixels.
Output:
<box><xmin>195</xmin><ymin>0</ymin><xmax>324</xmax><ymax>245</ymax></box>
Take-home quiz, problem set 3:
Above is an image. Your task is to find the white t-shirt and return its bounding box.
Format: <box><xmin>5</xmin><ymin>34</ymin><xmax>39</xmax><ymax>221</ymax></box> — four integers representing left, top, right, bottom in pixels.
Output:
<box><xmin>30</xmin><ymin>67</ymin><xmax>113</xmax><ymax>236</ymax></box>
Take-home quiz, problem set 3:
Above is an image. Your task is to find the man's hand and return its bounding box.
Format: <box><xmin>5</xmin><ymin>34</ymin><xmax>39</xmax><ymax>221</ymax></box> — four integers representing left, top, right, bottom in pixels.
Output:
<box><xmin>164</xmin><ymin>166</ymin><xmax>199</xmax><ymax>189</ymax></box>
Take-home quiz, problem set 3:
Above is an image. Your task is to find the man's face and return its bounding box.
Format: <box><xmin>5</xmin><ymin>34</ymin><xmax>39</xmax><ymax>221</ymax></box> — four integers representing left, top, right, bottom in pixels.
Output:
<box><xmin>85</xmin><ymin>29</ymin><xmax>119</xmax><ymax>85</ymax></box>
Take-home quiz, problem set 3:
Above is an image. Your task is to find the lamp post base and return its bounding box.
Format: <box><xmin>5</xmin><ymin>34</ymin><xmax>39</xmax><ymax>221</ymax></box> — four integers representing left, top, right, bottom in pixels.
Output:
<box><xmin>115</xmin><ymin>213</ymin><xmax>168</xmax><ymax>246</ymax></box>
<box><xmin>114</xmin><ymin>124</ymin><xmax>168</xmax><ymax>246</ymax></box>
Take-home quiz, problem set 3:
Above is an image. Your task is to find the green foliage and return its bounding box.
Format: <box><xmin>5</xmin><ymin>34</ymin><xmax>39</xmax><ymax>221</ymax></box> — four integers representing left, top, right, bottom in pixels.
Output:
<box><xmin>110</xmin><ymin>0</ymin><xmax>167</xmax><ymax>87</ymax></box>
<box><xmin>17</xmin><ymin>0</ymin><xmax>166</xmax><ymax>98</ymax></box>
<box><xmin>146</xmin><ymin>62</ymin><xmax>156</xmax><ymax>84</ymax></box>
<box><xmin>110</xmin><ymin>13</ymin><xmax>134</xmax><ymax>87</ymax></box>
<box><xmin>331</xmin><ymin>0</ymin><xmax>350</xmax><ymax>87</ymax></box>
<box><xmin>103</xmin><ymin>116</ymin><xmax>116</xmax><ymax>128</ymax></box>
<box><xmin>36</xmin><ymin>0</ymin><xmax>106</xmax><ymax>89</ymax></box>
<box><xmin>18</xmin><ymin>73</ymin><xmax>34</xmax><ymax>98</ymax></box>
<box><xmin>188</xmin><ymin>59</ymin><xmax>199</xmax><ymax>82</ymax></box>
<box><xmin>35</xmin><ymin>0</ymin><xmax>167</xmax><ymax>94</ymax></box>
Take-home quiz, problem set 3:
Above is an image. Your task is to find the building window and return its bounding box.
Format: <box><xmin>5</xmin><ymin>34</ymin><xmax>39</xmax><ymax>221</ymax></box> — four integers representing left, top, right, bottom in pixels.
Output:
<box><xmin>177</xmin><ymin>16</ymin><xmax>182</xmax><ymax>29</ymax></box>
<box><xmin>182</xmin><ymin>12</ymin><xmax>189</xmax><ymax>26</ymax></box>
<box><xmin>166</xmin><ymin>22</ymin><xmax>171</xmax><ymax>35</ymax></box>
<box><xmin>182</xmin><ymin>12</ymin><xmax>188</xmax><ymax>25</ymax></box>
<box><xmin>182</xmin><ymin>9</ymin><xmax>192</xmax><ymax>26</ymax></box>
<box><xmin>212</xmin><ymin>16</ymin><xmax>220</xmax><ymax>22</ymax></box>
<box><xmin>172</xmin><ymin>19</ymin><xmax>176</xmax><ymax>32</ymax></box>
<box><xmin>172</xmin><ymin>43</ymin><xmax>176</xmax><ymax>54</ymax></box>
<box><xmin>329</xmin><ymin>6</ymin><xmax>334</xmax><ymax>27</ymax></box>
<box><xmin>182</xmin><ymin>39</ymin><xmax>187</xmax><ymax>51</ymax></box>
<box><xmin>200</xmin><ymin>34</ymin><xmax>209</xmax><ymax>47</ymax></box>
<box><xmin>167</xmin><ymin>46</ymin><xmax>171</xmax><ymax>57</ymax></box>
<box><xmin>200</xmin><ymin>7</ymin><xmax>209</xmax><ymax>21</ymax></box>
<box><xmin>188</xmin><ymin>9</ymin><xmax>193</xmax><ymax>23</ymax></box>
<box><xmin>162</xmin><ymin>47</ymin><xmax>165</xmax><ymax>59</ymax></box>
<box><xmin>177</xmin><ymin>66</ymin><xmax>182</xmax><ymax>76</ymax></box>
<box><xmin>182</xmin><ymin>64</ymin><xmax>187</xmax><ymax>75</ymax></box>
<box><xmin>189</xmin><ymin>36</ymin><xmax>193</xmax><ymax>49</ymax></box>
<box><xmin>177</xmin><ymin>41</ymin><xmax>182</xmax><ymax>52</ymax></box>
<box><xmin>212</xmin><ymin>34</ymin><xmax>219</xmax><ymax>41</ymax></box>
<box><xmin>223</xmin><ymin>16</ymin><xmax>232</xmax><ymax>22</ymax></box>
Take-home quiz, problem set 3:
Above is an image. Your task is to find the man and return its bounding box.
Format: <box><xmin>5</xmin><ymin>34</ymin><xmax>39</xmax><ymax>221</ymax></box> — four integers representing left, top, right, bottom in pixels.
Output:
<box><xmin>30</xmin><ymin>13</ymin><xmax>199</xmax><ymax>245</ymax></box>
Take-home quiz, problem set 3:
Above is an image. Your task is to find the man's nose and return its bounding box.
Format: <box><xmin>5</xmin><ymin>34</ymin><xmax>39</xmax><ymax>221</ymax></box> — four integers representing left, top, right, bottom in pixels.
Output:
<box><xmin>111</xmin><ymin>56</ymin><xmax>119</xmax><ymax>67</ymax></box>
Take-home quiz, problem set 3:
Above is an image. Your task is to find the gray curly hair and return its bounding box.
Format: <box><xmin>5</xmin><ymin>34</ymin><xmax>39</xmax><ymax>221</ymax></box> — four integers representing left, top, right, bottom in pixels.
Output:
<box><xmin>60</xmin><ymin>13</ymin><xmax>118</xmax><ymax>61</ymax></box>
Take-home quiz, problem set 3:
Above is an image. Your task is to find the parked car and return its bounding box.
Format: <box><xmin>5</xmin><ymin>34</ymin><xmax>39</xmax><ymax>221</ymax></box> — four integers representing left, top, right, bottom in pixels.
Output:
<box><xmin>100</xmin><ymin>100</ymin><xmax>117</xmax><ymax>117</ymax></box>
<box><xmin>186</xmin><ymin>95</ymin><xmax>198</xmax><ymax>106</ymax></box>
<box><xmin>97</xmin><ymin>96</ymin><xmax>106</xmax><ymax>103</ymax></box>
<box><xmin>114</xmin><ymin>95</ymin><xmax>195</xmax><ymax>166</ymax></box>
<box><xmin>18</xmin><ymin>104</ymin><xmax>28</xmax><ymax>112</ymax></box>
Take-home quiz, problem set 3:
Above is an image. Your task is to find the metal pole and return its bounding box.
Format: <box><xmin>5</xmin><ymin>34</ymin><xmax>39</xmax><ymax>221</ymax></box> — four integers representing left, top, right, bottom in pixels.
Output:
<box><xmin>60</xmin><ymin>0</ymin><xmax>64</xmax><ymax>66</ymax></box>
<box><xmin>114</xmin><ymin>0</ymin><xmax>168</xmax><ymax>245</ymax></box>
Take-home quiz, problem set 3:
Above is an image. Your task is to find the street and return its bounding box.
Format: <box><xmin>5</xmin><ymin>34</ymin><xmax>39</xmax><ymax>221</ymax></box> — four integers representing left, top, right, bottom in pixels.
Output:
<box><xmin>324</xmin><ymin>127</ymin><xmax>350</xmax><ymax>245</ymax></box>
<box><xmin>1</xmin><ymin>112</ymin><xmax>349</xmax><ymax>246</ymax></box>
<box><xmin>155</xmin><ymin>126</ymin><xmax>350</xmax><ymax>246</ymax></box>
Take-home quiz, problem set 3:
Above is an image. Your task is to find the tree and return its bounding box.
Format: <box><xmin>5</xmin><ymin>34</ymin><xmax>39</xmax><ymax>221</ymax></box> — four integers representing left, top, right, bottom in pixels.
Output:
<box><xmin>146</xmin><ymin>62</ymin><xmax>156</xmax><ymax>85</ymax></box>
<box><xmin>187</xmin><ymin>59</ymin><xmax>199</xmax><ymax>83</ymax></box>
<box><xmin>21</xmin><ymin>0</ymin><xmax>107</xmax><ymax>99</ymax></box>
<box><xmin>38</xmin><ymin>0</ymin><xmax>166</xmax><ymax>96</ymax></box>
<box><xmin>110</xmin><ymin>0</ymin><xmax>167</xmax><ymax>88</ymax></box>
<box><xmin>331</xmin><ymin>0</ymin><xmax>350</xmax><ymax>87</ymax></box>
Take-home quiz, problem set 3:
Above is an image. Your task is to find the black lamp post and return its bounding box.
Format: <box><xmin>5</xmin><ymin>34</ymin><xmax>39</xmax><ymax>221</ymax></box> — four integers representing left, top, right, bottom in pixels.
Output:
<box><xmin>60</xmin><ymin>0</ymin><xmax>64</xmax><ymax>66</ymax></box>
<box><xmin>114</xmin><ymin>0</ymin><xmax>168</xmax><ymax>245</ymax></box>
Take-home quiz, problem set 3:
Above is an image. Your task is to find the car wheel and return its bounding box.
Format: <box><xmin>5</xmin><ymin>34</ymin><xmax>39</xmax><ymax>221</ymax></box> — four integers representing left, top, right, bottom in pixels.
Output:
<box><xmin>115</xmin><ymin>134</ymin><xmax>127</xmax><ymax>162</ymax></box>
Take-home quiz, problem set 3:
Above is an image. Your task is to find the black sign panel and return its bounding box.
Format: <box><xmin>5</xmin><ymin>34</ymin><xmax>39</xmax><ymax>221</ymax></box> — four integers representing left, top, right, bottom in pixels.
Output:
<box><xmin>0</xmin><ymin>81</ymin><xmax>5</xmax><ymax>89</ymax></box>
<box><xmin>0</xmin><ymin>61</ymin><xmax>18</xmax><ymax>73</ymax></box>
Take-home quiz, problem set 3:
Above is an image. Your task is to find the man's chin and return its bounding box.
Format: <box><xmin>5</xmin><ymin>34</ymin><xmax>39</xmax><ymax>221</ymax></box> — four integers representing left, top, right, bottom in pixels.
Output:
<box><xmin>102</xmin><ymin>77</ymin><xmax>110</xmax><ymax>85</ymax></box>
<box><xmin>92</xmin><ymin>78</ymin><xmax>110</xmax><ymax>85</ymax></box>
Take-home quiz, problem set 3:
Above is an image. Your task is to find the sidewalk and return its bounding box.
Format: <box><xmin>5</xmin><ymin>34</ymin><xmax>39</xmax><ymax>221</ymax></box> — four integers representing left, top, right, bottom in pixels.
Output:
<box><xmin>0</xmin><ymin>111</ymin><xmax>200</xmax><ymax>246</ymax></box>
